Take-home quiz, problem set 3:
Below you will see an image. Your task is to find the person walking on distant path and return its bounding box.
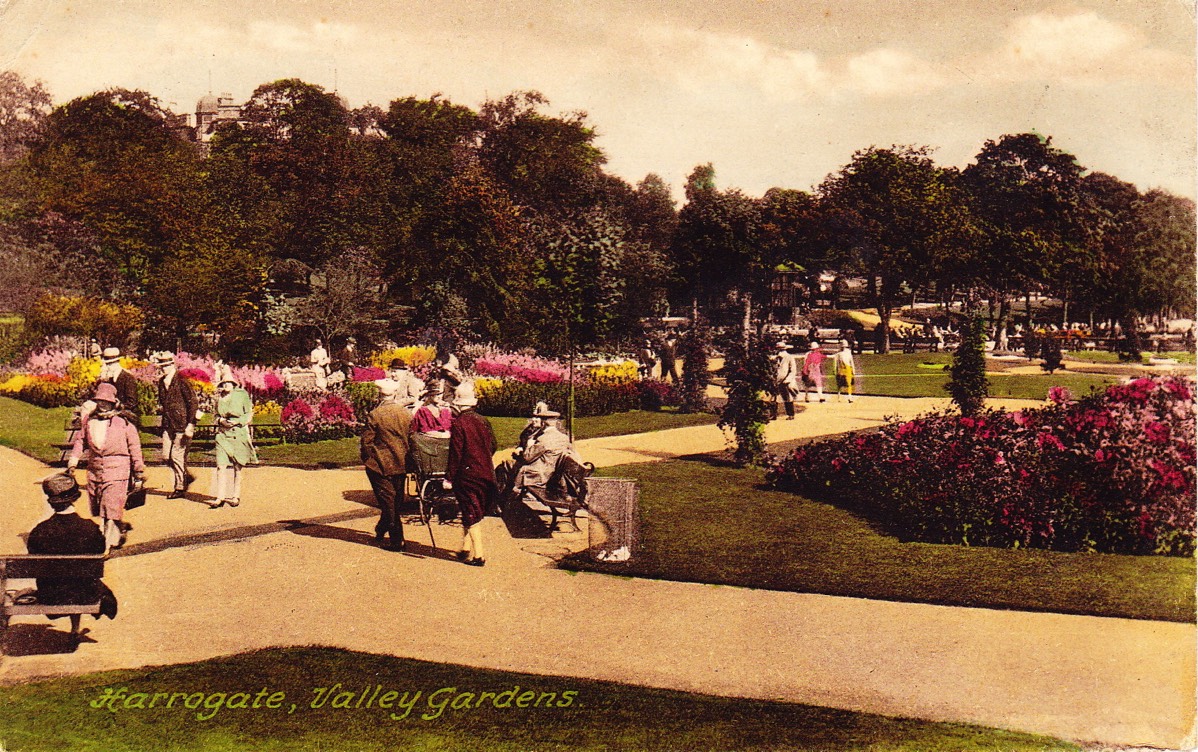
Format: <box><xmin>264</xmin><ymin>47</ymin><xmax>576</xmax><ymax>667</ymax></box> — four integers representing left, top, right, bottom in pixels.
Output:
<box><xmin>801</xmin><ymin>340</ymin><xmax>827</xmax><ymax>403</ymax></box>
<box><xmin>361</xmin><ymin>380</ymin><xmax>413</xmax><ymax>552</ymax></box>
<box><xmin>153</xmin><ymin>352</ymin><xmax>200</xmax><ymax>499</ymax></box>
<box><xmin>659</xmin><ymin>335</ymin><xmax>680</xmax><ymax>383</ymax></box>
<box><xmin>832</xmin><ymin>340</ymin><xmax>856</xmax><ymax>403</ymax></box>
<box><xmin>771</xmin><ymin>341</ymin><xmax>799</xmax><ymax>420</ymax></box>
<box><xmin>443</xmin><ymin>382</ymin><xmax>497</xmax><ymax>567</ymax></box>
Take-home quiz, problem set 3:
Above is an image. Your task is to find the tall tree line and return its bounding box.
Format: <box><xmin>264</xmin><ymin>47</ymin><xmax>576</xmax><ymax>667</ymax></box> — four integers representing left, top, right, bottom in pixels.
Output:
<box><xmin>0</xmin><ymin>71</ymin><xmax>1191</xmax><ymax>358</ymax></box>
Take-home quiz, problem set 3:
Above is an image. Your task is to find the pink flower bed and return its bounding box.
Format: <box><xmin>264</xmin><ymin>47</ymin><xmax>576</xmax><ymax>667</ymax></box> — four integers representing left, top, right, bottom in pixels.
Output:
<box><xmin>471</xmin><ymin>351</ymin><xmax>570</xmax><ymax>384</ymax></box>
<box><xmin>281</xmin><ymin>393</ymin><xmax>359</xmax><ymax>443</ymax></box>
<box><xmin>767</xmin><ymin>375</ymin><xmax>1196</xmax><ymax>556</ymax></box>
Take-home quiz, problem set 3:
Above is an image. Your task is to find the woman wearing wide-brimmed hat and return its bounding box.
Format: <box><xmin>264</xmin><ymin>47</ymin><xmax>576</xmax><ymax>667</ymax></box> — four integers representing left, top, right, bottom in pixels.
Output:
<box><xmin>210</xmin><ymin>373</ymin><xmax>257</xmax><ymax>508</ymax></box>
<box><xmin>67</xmin><ymin>382</ymin><xmax>146</xmax><ymax>549</ymax></box>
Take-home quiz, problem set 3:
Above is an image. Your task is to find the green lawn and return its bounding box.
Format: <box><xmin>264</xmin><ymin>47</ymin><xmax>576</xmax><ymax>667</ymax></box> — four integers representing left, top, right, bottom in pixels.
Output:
<box><xmin>570</xmin><ymin>457</ymin><xmax>1196</xmax><ymax>622</ymax></box>
<box><xmin>0</xmin><ymin>396</ymin><xmax>75</xmax><ymax>464</ymax></box>
<box><xmin>0</xmin><ymin>647</ymin><xmax>1077</xmax><ymax>752</ymax></box>
<box><xmin>852</xmin><ymin>352</ymin><xmax>1121</xmax><ymax>400</ymax></box>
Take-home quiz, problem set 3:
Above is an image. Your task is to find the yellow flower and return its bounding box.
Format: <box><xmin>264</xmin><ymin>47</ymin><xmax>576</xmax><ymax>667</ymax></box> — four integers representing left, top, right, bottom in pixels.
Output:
<box><xmin>472</xmin><ymin>377</ymin><xmax>504</xmax><ymax>397</ymax></box>
<box><xmin>370</xmin><ymin>346</ymin><xmax>436</xmax><ymax>369</ymax></box>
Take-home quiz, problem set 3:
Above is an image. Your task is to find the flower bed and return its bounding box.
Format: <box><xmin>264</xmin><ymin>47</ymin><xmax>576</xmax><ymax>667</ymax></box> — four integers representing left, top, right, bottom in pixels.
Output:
<box><xmin>280</xmin><ymin>392</ymin><xmax>359</xmax><ymax>443</ymax></box>
<box><xmin>766</xmin><ymin>376</ymin><xmax>1196</xmax><ymax>556</ymax></box>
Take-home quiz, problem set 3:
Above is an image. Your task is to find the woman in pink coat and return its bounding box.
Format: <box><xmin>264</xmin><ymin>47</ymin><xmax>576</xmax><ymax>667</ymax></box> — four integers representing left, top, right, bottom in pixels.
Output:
<box><xmin>67</xmin><ymin>382</ymin><xmax>146</xmax><ymax>549</ymax></box>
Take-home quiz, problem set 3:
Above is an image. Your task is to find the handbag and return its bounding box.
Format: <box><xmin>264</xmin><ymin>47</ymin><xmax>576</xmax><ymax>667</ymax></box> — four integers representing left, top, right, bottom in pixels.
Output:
<box><xmin>126</xmin><ymin>477</ymin><xmax>147</xmax><ymax>510</ymax></box>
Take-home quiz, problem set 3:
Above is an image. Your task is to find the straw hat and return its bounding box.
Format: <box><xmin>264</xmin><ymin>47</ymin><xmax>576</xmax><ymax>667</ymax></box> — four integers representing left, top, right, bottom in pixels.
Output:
<box><xmin>101</xmin><ymin>347</ymin><xmax>122</xmax><ymax>364</ymax></box>
<box><xmin>533</xmin><ymin>404</ymin><xmax>561</xmax><ymax>419</ymax></box>
<box><xmin>42</xmin><ymin>473</ymin><xmax>82</xmax><ymax>509</ymax></box>
<box><xmin>452</xmin><ymin>382</ymin><xmax>478</xmax><ymax>408</ymax></box>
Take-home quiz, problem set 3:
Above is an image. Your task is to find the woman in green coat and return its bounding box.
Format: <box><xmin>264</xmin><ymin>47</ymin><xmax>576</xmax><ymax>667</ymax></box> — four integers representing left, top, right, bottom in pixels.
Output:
<box><xmin>211</xmin><ymin>375</ymin><xmax>257</xmax><ymax>508</ymax></box>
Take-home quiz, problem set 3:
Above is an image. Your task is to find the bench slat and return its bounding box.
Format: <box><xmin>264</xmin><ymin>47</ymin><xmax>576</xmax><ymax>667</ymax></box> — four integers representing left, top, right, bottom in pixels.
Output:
<box><xmin>3</xmin><ymin>555</ymin><xmax>105</xmax><ymax>579</ymax></box>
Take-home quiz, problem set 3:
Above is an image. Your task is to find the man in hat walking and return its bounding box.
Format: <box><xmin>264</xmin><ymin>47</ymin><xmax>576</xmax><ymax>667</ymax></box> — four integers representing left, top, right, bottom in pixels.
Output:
<box><xmin>444</xmin><ymin>382</ymin><xmax>497</xmax><ymax>567</ymax></box>
<box><xmin>97</xmin><ymin>347</ymin><xmax>141</xmax><ymax>420</ymax></box>
<box><xmin>27</xmin><ymin>473</ymin><xmax>118</xmax><ymax>635</ymax></box>
<box><xmin>67</xmin><ymin>382</ymin><xmax>146</xmax><ymax>549</ymax></box>
<box><xmin>361</xmin><ymin>380</ymin><xmax>413</xmax><ymax>551</ymax></box>
<box><xmin>771</xmin><ymin>341</ymin><xmax>799</xmax><ymax>420</ymax></box>
<box><xmin>153</xmin><ymin>352</ymin><xmax>200</xmax><ymax>499</ymax></box>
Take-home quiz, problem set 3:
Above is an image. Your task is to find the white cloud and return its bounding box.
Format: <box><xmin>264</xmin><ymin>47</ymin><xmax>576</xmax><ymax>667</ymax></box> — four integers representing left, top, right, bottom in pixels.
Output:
<box><xmin>636</xmin><ymin>24</ymin><xmax>829</xmax><ymax>102</ymax></box>
<box><xmin>845</xmin><ymin>48</ymin><xmax>948</xmax><ymax>97</ymax></box>
<box><xmin>991</xmin><ymin>11</ymin><xmax>1192</xmax><ymax>87</ymax></box>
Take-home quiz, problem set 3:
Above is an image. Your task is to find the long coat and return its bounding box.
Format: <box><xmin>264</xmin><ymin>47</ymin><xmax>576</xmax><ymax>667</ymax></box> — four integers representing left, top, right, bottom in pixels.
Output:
<box><xmin>215</xmin><ymin>387</ymin><xmax>257</xmax><ymax>467</ymax></box>
<box><xmin>446</xmin><ymin>409</ymin><xmax>497</xmax><ymax>528</ymax></box>
<box><xmin>70</xmin><ymin>413</ymin><xmax>145</xmax><ymax>521</ymax></box>
<box><xmin>26</xmin><ymin>512</ymin><xmax>115</xmax><ymax>615</ymax></box>
<box><xmin>159</xmin><ymin>374</ymin><xmax>199</xmax><ymax>434</ymax></box>
<box><xmin>361</xmin><ymin>402</ymin><xmax>413</xmax><ymax>477</ymax></box>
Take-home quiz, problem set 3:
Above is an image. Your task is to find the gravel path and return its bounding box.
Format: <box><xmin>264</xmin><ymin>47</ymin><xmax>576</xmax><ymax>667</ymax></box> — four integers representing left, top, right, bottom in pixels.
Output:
<box><xmin>0</xmin><ymin>396</ymin><xmax>1192</xmax><ymax>749</ymax></box>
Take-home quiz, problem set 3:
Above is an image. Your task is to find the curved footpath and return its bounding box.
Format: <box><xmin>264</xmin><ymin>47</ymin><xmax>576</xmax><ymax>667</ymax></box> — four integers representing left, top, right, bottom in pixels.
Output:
<box><xmin>0</xmin><ymin>395</ymin><xmax>1193</xmax><ymax>749</ymax></box>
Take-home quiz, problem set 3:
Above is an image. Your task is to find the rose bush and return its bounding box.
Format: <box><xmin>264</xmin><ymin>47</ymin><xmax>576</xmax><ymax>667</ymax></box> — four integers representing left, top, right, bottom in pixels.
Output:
<box><xmin>767</xmin><ymin>375</ymin><xmax>1196</xmax><ymax>556</ymax></box>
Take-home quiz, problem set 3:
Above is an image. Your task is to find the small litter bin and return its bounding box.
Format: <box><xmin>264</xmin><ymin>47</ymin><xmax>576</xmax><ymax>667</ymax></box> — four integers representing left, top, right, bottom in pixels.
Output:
<box><xmin>585</xmin><ymin>477</ymin><xmax>638</xmax><ymax>562</ymax></box>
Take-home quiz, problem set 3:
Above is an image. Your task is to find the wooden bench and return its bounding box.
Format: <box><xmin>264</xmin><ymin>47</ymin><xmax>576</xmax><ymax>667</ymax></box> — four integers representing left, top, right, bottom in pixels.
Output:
<box><xmin>523</xmin><ymin>456</ymin><xmax>596</xmax><ymax>532</ymax></box>
<box><xmin>1</xmin><ymin>554</ymin><xmax>107</xmax><ymax>650</ymax></box>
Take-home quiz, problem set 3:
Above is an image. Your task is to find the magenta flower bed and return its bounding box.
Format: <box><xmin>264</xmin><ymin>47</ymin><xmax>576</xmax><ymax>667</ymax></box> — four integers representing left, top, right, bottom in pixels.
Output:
<box><xmin>767</xmin><ymin>376</ymin><xmax>1196</xmax><ymax>556</ymax></box>
<box><xmin>472</xmin><ymin>352</ymin><xmax>570</xmax><ymax>384</ymax></box>
<box><xmin>281</xmin><ymin>393</ymin><xmax>360</xmax><ymax>443</ymax></box>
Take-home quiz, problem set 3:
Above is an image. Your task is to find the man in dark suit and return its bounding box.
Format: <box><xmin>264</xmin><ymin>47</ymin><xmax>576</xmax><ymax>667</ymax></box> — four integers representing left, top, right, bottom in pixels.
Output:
<box><xmin>153</xmin><ymin>352</ymin><xmax>200</xmax><ymax>498</ymax></box>
<box><xmin>27</xmin><ymin>474</ymin><xmax>118</xmax><ymax>636</ymax></box>
<box><xmin>97</xmin><ymin>347</ymin><xmax>141</xmax><ymax>420</ymax></box>
<box><xmin>360</xmin><ymin>380</ymin><xmax>413</xmax><ymax>551</ymax></box>
<box><xmin>444</xmin><ymin>382</ymin><xmax>497</xmax><ymax>567</ymax></box>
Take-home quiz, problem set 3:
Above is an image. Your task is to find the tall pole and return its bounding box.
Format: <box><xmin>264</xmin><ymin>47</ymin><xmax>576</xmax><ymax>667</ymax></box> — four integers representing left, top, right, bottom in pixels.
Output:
<box><xmin>567</xmin><ymin>346</ymin><xmax>575</xmax><ymax>443</ymax></box>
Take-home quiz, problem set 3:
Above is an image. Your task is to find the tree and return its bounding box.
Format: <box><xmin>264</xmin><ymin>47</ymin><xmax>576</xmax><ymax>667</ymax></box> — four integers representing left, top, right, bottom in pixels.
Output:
<box><xmin>522</xmin><ymin>207</ymin><xmax>630</xmax><ymax>354</ymax></box>
<box><xmin>26</xmin><ymin>89</ymin><xmax>206</xmax><ymax>287</ymax></box>
<box><xmin>671</xmin><ymin>164</ymin><xmax>762</xmax><ymax>318</ymax></box>
<box><xmin>962</xmin><ymin>133</ymin><xmax>1086</xmax><ymax>327</ymax></box>
<box><xmin>478</xmin><ymin>91</ymin><xmax>607</xmax><ymax>213</ymax></box>
<box><xmin>211</xmin><ymin>79</ymin><xmax>354</xmax><ymax>267</ymax></box>
<box><xmin>0</xmin><ymin>70</ymin><xmax>52</xmax><ymax>164</ymax></box>
<box><xmin>291</xmin><ymin>247</ymin><xmax>386</xmax><ymax>345</ymax></box>
<box><xmin>820</xmin><ymin>146</ymin><xmax>969</xmax><ymax>352</ymax></box>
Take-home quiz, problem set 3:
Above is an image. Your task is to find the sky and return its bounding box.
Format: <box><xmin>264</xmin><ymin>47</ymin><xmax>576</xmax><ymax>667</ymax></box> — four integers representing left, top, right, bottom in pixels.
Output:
<box><xmin>1</xmin><ymin>0</ymin><xmax>1194</xmax><ymax>200</ymax></box>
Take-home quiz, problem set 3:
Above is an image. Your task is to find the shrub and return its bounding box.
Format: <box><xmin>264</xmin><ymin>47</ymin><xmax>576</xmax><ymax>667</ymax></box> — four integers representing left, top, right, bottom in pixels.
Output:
<box><xmin>281</xmin><ymin>394</ymin><xmax>360</xmax><ymax>443</ymax></box>
<box><xmin>946</xmin><ymin>314</ymin><xmax>988</xmax><ymax>416</ymax></box>
<box><xmin>638</xmin><ymin>379</ymin><xmax>681</xmax><ymax>411</ymax></box>
<box><xmin>342</xmin><ymin>380</ymin><xmax>381</xmax><ymax>423</ymax></box>
<box><xmin>474</xmin><ymin>377</ymin><xmax>639</xmax><ymax>417</ymax></box>
<box><xmin>767</xmin><ymin>375</ymin><xmax>1196</xmax><ymax>556</ymax></box>
<box><xmin>717</xmin><ymin>333</ymin><xmax>774</xmax><ymax>467</ymax></box>
<box><xmin>679</xmin><ymin>317</ymin><xmax>712</xmax><ymax>413</ymax></box>
<box><xmin>369</xmin><ymin>346</ymin><xmax>436</xmax><ymax>371</ymax></box>
<box><xmin>1041</xmin><ymin>339</ymin><xmax>1063</xmax><ymax>374</ymax></box>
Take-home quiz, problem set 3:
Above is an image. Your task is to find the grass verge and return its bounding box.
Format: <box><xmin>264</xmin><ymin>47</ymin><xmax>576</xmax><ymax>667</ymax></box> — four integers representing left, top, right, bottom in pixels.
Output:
<box><xmin>0</xmin><ymin>646</ymin><xmax>1078</xmax><ymax>752</ymax></box>
<box><xmin>569</xmin><ymin>456</ymin><xmax>1195</xmax><ymax>622</ymax></box>
<box><xmin>0</xmin><ymin>397</ymin><xmax>717</xmax><ymax>468</ymax></box>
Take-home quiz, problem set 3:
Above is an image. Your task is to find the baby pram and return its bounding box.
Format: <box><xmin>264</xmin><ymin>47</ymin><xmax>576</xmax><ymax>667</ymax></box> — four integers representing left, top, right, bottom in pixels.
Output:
<box><xmin>409</xmin><ymin>433</ymin><xmax>458</xmax><ymax>549</ymax></box>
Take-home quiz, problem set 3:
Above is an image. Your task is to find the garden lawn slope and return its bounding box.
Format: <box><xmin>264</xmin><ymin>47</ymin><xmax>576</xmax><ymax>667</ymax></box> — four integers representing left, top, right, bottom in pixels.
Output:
<box><xmin>571</xmin><ymin>457</ymin><xmax>1194</xmax><ymax>622</ymax></box>
<box><xmin>0</xmin><ymin>647</ymin><xmax>1079</xmax><ymax>752</ymax></box>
